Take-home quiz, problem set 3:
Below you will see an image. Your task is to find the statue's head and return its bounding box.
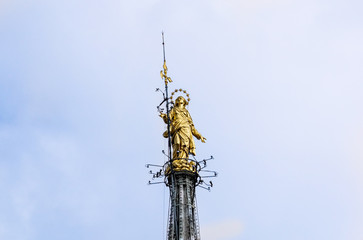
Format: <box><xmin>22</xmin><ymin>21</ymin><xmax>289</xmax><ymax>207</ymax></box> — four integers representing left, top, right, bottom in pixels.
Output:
<box><xmin>175</xmin><ymin>96</ymin><xmax>187</xmax><ymax>108</ymax></box>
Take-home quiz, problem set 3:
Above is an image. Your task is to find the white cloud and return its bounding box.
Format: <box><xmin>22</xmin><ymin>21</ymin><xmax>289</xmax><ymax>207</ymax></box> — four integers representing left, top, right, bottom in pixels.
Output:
<box><xmin>202</xmin><ymin>219</ymin><xmax>243</xmax><ymax>240</ymax></box>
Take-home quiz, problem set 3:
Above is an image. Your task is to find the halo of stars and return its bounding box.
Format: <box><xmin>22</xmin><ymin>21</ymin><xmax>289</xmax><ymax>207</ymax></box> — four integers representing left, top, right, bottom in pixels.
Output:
<box><xmin>170</xmin><ymin>89</ymin><xmax>191</xmax><ymax>105</ymax></box>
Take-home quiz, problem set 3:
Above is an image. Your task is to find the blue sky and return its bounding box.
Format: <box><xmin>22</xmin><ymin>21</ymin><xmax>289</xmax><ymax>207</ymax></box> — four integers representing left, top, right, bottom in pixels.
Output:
<box><xmin>0</xmin><ymin>0</ymin><xmax>362</xmax><ymax>239</ymax></box>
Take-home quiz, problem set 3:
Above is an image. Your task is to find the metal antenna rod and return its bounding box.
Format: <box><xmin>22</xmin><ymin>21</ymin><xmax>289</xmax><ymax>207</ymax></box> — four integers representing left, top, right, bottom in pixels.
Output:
<box><xmin>161</xmin><ymin>32</ymin><xmax>179</xmax><ymax>240</ymax></box>
<box><xmin>162</xmin><ymin>32</ymin><xmax>166</xmax><ymax>62</ymax></box>
<box><xmin>161</xmin><ymin>32</ymin><xmax>172</xmax><ymax>164</ymax></box>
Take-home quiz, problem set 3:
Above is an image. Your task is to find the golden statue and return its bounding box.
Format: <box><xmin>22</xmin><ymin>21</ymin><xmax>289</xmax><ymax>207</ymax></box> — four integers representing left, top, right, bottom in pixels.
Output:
<box><xmin>160</xmin><ymin>95</ymin><xmax>206</xmax><ymax>172</ymax></box>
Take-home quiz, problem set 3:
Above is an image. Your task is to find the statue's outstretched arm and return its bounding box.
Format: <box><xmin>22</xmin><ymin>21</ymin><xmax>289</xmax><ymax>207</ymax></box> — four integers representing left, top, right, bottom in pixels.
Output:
<box><xmin>160</xmin><ymin>109</ymin><xmax>175</xmax><ymax>124</ymax></box>
<box><xmin>192</xmin><ymin>125</ymin><xmax>206</xmax><ymax>143</ymax></box>
<box><xmin>159</xmin><ymin>113</ymin><xmax>168</xmax><ymax>124</ymax></box>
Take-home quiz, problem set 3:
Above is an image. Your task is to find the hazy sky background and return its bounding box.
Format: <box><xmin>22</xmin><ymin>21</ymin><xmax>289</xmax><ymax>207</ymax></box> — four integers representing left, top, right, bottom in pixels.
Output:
<box><xmin>0</xmin><ymin>0</ymin><xmax>362</xmax><ymax>239</ymax></box>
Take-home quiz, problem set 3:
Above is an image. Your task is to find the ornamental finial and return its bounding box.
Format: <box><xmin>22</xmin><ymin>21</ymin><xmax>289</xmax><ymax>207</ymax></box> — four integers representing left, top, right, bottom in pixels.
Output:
<box><xmin>160</xmin><ymin>32</ymin><xmax>172</xmax><ymax>85</ymax></box>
